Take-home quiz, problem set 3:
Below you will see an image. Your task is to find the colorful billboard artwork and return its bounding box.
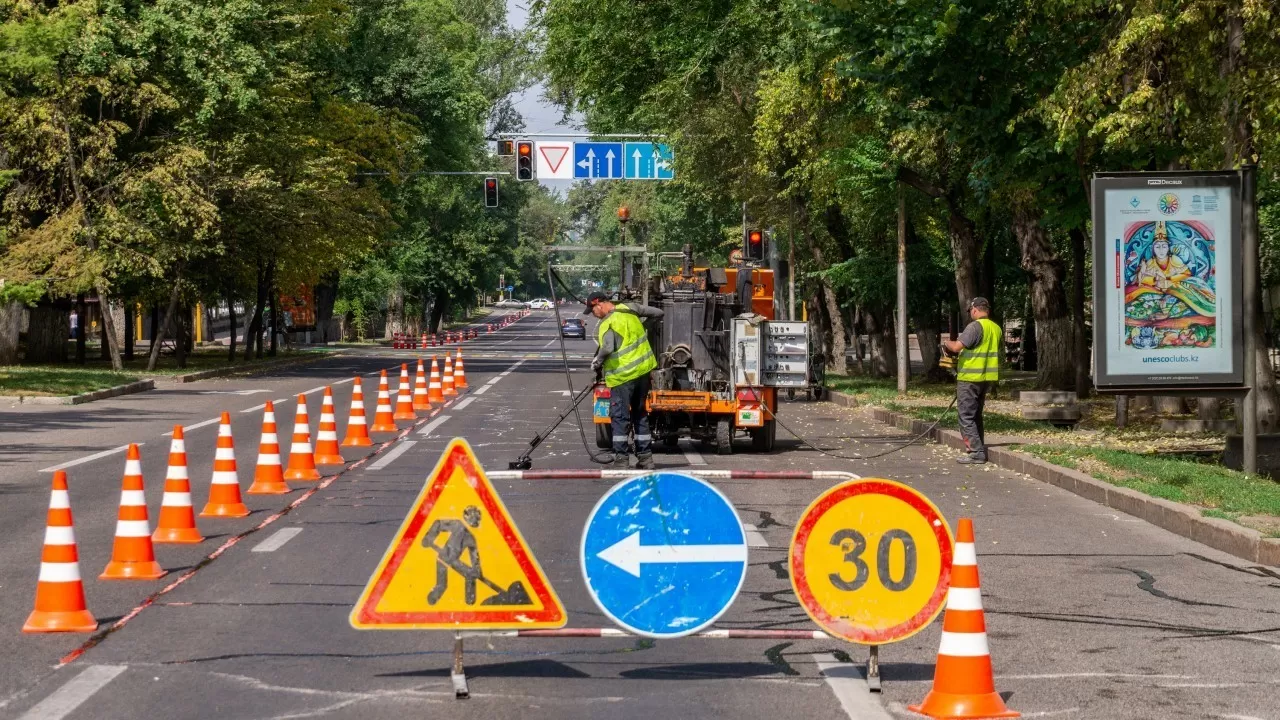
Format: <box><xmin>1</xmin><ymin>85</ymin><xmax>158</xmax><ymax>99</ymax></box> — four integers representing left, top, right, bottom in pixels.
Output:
<box><xmin>1122</xmin><ymin>220</ymin><xmax>1217</xmax><ymax>351</ymax></box>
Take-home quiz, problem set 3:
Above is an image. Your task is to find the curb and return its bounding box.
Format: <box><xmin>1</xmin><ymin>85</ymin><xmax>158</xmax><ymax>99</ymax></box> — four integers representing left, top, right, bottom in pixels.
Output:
<box><xmin>15</xmin><ymin>379</ymin><xmax>156</xmax><ymax>406</ymax></box>
<box><xmin>155</xmin><ymin>352</ymin><xmax>338</xmax><ymax>384</ymax></box>
<box><xmin>827</xmin><ymin>390</ymin><xmax>1280</xmax><ymax>568</ymax></box>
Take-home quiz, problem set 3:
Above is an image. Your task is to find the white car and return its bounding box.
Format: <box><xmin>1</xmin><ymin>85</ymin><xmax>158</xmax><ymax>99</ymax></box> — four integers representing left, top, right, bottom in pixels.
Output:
<box><xmin>528</xmin><ymin>299</ymin><xmax>554</xmax><ymax>310</ymax></box>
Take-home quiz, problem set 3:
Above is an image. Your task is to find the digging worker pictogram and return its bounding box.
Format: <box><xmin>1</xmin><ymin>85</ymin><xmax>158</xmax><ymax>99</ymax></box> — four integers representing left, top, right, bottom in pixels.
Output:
<box><xmin>424</xmin><ymin>506</ymin><xmax>484</xmax><ymax>605</ymax></box>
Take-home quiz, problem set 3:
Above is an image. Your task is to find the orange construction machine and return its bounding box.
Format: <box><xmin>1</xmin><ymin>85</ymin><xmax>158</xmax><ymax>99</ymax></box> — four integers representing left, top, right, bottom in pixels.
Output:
<box><xmin>593</xmin><ymin>244</ymin><xmax>810</xmax><ymax>455</ymax></box>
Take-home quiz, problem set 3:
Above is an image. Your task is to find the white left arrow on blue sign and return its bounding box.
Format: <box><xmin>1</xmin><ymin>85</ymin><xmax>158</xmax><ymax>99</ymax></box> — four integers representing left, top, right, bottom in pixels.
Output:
<box><xmin>597</xmin><ymin>531</ymin><xmax>749</xmax><ymax>578</ymax></box>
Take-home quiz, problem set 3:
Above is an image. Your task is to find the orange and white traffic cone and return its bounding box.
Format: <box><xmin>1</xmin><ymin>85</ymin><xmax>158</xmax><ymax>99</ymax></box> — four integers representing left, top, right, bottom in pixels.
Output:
<box><xmin>413</xmin><ymin>358</ymin><xmax>432</xmax><ymax>412</ymax></box>
<box><xmin>442</xmin><ymin>354</ymin><xmax>458</xmax><ymax>397</ymax></box>
<box><xmin>342</xmin><ymin>377</ymin><xmax>373</xmax><ymax>447</ymax></box>
<box><xmin>24</xmin><ymin>471</ymin><xmax>97</xmax><ymax>633</ymax></box>
<box><xmin>314</xmin><ymin>387</ymin><xmax>345</xmax><ymax>465</ymax></box>
<box><xmin>201</xmin><ymin>412</ymin><xmax>249</xmax><ymax>517</ymax></box>
<box><xmin>153</xmin><ymin>426</ymin><xmax>204</xmax><ymax>543</ymax></box>
<box><xmin>371</xmin><ymin>370</ymin><xmax>399</xmax><ymax>433</ymax></box>
<box><xmin>101</xmin><ymin>444</ymin><xmax>166</xmax><ymax>580</ymax></box>
<box><xmin>249</xmin><ymin>402</ymin><xmax>290</xmax><ymax>494</ymax></box>
<box><xmin>909</xmin><ymin>518</ymin><xmax>1019</xmax><ymax>719</ymax></box>
<box><xmin>285</xmin><ymin>395</ymin><xmax>322</xmax><ymax>481</ymax></box>
<box><xmin>394</xmin><ymin>363</ymin><xmax>418</xmax><ymax>421</ymax></box>
<box><xmin>454</xmin><ymin>348</ymin><xmax>468</xmax><ymax>390</ymax></box>
<box><xmin>427</xmin><ymin>357</ymin><xmax>445</xmax><ymax>405</ymax></box>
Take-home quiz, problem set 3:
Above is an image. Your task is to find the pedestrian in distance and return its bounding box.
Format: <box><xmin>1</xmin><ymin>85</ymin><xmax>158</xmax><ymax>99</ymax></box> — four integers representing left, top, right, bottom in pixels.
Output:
<box><xmin>585</xmin><ymin>292</ymin><xmax>664</xmax><ymax>469</ymax></box>
<box><xmin>942</xmin><ymin>297</ymin><xmax>1002</xmax><ymax>465</ymax></box>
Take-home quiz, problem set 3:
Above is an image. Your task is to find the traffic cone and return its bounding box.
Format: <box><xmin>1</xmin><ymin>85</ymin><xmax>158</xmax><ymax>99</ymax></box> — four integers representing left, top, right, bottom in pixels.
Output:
<box><xmin>249</xmin><ymin>401</ymin><xmax>290</xmax><ymax>494</ymax></box>
<box><xmin>342</xmin><ymin>377</ymin><xmax>373</xmax><ymax>447</ymax></box>
<box><xmin>427</xmin><ymin>357</ymin><xmax>445</xmax><ymax>404</ymax></box>
<box><xmin>201</xmin><ymin>412</ymin><xmax>249</xmax><ymax>517</ymax></box>
<box><xmin>153</xmin><ymin>426</ymin><xmax>204</xmax><ymax>543</ymax></box>
<box><xmin>442</xmin><ymin>353</ymin><xmax>458</xmax><ymax>397</ymax></box>
<box><xmin>101</xmin><ymin>444</ymin><xmax>166</xmax><ymax>580</ymax></box>
<box><xmin>371</xmin><ymin>370</ymin><xmax>399</xmax><ymax>433</ymax></box>
<box><xmin>285</xmin><ymin>395</ymin><xmax>322</xmax><ymax>481</ymax></box>
<box><xmin>908</xmin><ymin>518</ymin><xmax>1019</xmax><ymax>719</ymax></box>
<box><xmin>24</xmin><ymin>471</ymin><xmax>97</xmax><ymax>633</ymax></box>
<box><xmin>314</xmin><ymin>387</ymin><xmax>345</xmax><ymax>465</ymax></box>
<box><xmin>413</xmin><ymin>358</ymin><xmax>432</xmax><ymax>412</ymax></box>
<box><xmin>394</xmin><ymin>363</ymin><xmax>418</xmax><ymax>421</ymax></box>
<box><xmin>454</xmin><ymin>349</ymin><xmax>468</xmax><ymax>389</ymax></box>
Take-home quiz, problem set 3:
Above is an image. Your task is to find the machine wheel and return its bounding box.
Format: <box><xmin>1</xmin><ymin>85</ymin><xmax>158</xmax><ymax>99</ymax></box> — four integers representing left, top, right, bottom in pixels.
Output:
<box><xmin>715</xmin><ymin>419</ymin><xmax>733</xmax><ymax>455</ymax></box>
<box><xmin>749</xmin><ymin>419</ymin><xmax>776</xmax><ymax>452</ymax></box>
<box><xmin>662</xmin><ymin>434</ymin><xmax>680</xmax><ymax>449</ymax></box>
<box><xmin>595</xmin><ymin>423</ymin><xmax>612</xmax><ymax>450</ymax></box>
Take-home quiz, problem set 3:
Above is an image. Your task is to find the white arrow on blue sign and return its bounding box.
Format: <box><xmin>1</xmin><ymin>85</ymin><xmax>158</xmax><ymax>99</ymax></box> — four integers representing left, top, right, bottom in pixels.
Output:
<box><xmin>573</xmin><ymin>142</ymin><xmax>623</xmax><ymax>179</ymax></box>
<box><xmin>580</xmin><ymin>472</ymin><xmax>747</xmax><ymax>638</ymax></box>
<box><xmin>623</xmin><ymin>142</ymin><xmax>675</xmax><ymax>180</ymax></box>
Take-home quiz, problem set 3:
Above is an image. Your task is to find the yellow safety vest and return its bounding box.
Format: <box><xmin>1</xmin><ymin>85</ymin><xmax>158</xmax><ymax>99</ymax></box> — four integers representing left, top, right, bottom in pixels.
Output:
<box><xmin>598</xmin><ymin>304</ymin><xmax>658</xmax><ymax>388</ymax></box>
<box><xmin>956</xmin><ymin>318</ymin><xmax>1001</xmax><ymax>383</ymax></box>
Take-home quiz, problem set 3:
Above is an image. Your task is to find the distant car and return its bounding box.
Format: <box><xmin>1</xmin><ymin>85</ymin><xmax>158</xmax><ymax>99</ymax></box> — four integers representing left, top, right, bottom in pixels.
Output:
<box><xmin>561</xmin><ymin>318</ymin><xmax>586</xmax><ymax>339</ymax></box>
<box><xmin>529</xmin><ymin>299</ymin><xmax>554</xmax><ymax>310</ymax></box>
<box><xmin>493</xmin><ymin>299</ymin><xmax>524</xmax><ymax>309</ymax></box>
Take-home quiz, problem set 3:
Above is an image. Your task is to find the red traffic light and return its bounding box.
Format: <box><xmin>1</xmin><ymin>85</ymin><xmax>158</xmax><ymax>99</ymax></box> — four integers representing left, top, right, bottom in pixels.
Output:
<box><xmin>517</xmin><ymin>141</ymin><xmax>532</xmax><ymax>156</ymax></box>
<box><xmin>486</xmin><ymin>179</ymin><xmax>497</xmax><ymax>189</ymax></box>
<box><xmin>749</xmin><ymin>230</ymin><xmax>762</xmax><ymax>244</ymax></box>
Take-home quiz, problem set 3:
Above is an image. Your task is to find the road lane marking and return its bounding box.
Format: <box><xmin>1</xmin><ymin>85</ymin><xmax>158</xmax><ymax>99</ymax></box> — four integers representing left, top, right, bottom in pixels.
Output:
<box><xmin>418</xmin><ymin>415</ymin><xmax>452</xmax><ymax>436</ymax></box>
<box><xmin>679</xmin><ymin>441</ymin><xmax>706</xmax><ymax>466</ymax></box>
<box><xmin>743</xmin><ymin>523</ymin><xmax>768</xmax><ymax>548</ymax></box>
<box><xmin>812</xmin><ymin>653</ymin><xmax>893</xmax><ymax>720</ymax></box>
<box><xmin>252</xmin><ymin>527</ymin><xmax>303</xmax><ymax>553</ymax></box>
<box><xmin>18</xmin><ymin>665</ymin><xmax>127</xmax><ymax>720</ymax></box>
<box><xmin>452</xmin><ymin>396</ymin><xmax>476</xmax><ymax>410</ymax></box>
<box><xmin>369</xmin><ymin>440</ymin><xmax>416</xmax><ymax>470</ymax></box>
<box><xmin>163</xmin><ymin>416</ymin><xmax>221</xmax><ymax>436</ymax></box>
<box><xmin>40</xmin><ymin>444</ymin><xmax>140</xmax><ymax>473</ymax></box>
<box><xmin>241</xmin><ymin>402</ymin><xmax>268</xmax><ymax>414</ymax></box>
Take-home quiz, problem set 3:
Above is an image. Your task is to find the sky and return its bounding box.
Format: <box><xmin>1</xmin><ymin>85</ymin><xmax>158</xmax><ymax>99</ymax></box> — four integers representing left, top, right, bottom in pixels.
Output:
<box><xmin>506</xmin><ymin>0</ymin><xmax>579</xmax><ymax>194</ymax></box>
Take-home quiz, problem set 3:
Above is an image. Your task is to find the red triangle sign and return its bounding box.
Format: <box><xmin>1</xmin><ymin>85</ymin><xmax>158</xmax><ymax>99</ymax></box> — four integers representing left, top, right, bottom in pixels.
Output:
<box><xmin>350</xmin><ymin>438</ymin><xmax>566</xmax><ymax>629</ymax></box>
<box><xmin>539</xmin><ymin>145</ymin><xmax>569</xmax><ymax>173</ymax></box>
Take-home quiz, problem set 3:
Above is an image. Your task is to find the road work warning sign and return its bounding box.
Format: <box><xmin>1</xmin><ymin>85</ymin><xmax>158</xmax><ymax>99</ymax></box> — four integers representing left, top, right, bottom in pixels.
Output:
<box><xmin>350</xmin><ymin>438</ymin><xmax>566</xmax><ymax>630</ymax></box>
<box><xmin>790</xmin><ymin>479</ymin><xmax>953</xmax><ymax>645</ymax></box>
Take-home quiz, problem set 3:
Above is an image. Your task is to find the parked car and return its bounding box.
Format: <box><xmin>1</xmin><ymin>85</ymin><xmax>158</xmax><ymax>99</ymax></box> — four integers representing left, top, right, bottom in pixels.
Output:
<box><xmin>561</xmin><ymin>318</ymin><xmax>587</xmax><ymax>339</ymax></box>
<box><xmin>493</xmin><ymin>299</ymin><xmax>524</xmax><ymax>309</ymax></box>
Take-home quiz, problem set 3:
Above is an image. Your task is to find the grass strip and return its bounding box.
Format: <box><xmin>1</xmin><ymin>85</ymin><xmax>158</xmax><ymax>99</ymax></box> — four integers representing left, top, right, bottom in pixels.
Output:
<box><xmin>0</xmin><ymin>366</ymin><xmax>140</xmax><ymax>397</ymax></box>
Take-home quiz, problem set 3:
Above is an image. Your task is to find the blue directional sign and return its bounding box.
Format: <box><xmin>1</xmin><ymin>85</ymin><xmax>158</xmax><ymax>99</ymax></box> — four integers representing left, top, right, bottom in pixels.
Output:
<box><xmin>573</xmin><ymin>142</ymin><xmax>624</xmax><ymax>180</ymax></box>
<box><xmin>581</xmin><ymin>472</ymin><xmax>747</xmax><ymax>638</ymax></box>
<box><xmin>623</xmin><ymin>142</ymin><xmax>675</xmax><ymax>180</ymax></box>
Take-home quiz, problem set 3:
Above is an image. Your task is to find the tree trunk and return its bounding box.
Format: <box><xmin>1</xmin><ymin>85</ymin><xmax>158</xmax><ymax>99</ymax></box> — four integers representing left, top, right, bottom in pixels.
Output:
<box><xmin>74</xmin><ymin>294</ymin><xmax>86</xmax><ymax>365</ymax></box>
<box><xmin>863</xmin><ymin>308</ymin><xmax>895</xmax><ymax>378</ymax></box>
<box><xmin>268</xmin><ymin>260</ymin><xmax>278</xmax><ymax>357</ymax></box>
<box><xmin>245</xmin><ymin>260</ymin><xmax>266</xmax><ymax>361</ymax></box>
<box><xmin>429</xmin><ymin>295</ymin><xmax>451</xmax><ymax>334</ymax></box>
<box><xmin>850</xmin><ymin>306</ymin><xmax>866</xmax><ymax>375</ymax></box>
<box><xmin>147</xmin><ymin>279</ymin><xmax>182</xmax><ymax>372</ymax></box>
<box><xmin>97</xmin><ymin>291</ymin><xmax>123</xmax><ymax>370</ymax></box>
<box><xmin>124</xmin><ymin>302</ymin><xmax>134</xmax><ymax>361</ymax></box>
<box><xmin>949</xmin><ymin>210</ymin><xmax>982</xmax><ymax>309</ymax></box>
<box><xmin>314</xmin><ymin>273</ymin><xmax>338</xmax><ymax>343</ymax></box>
<box><xmin>227</xmin><ymin>295</ymin><xmax>237</xmax><ymax>362</ymax></box>
<box><xmin>26</xmin><ymin>303</ymin><xmax>70</xmax><ymax>363</ymax></box>
<box><xmin>1013</xmin><ymin>204</ymin><xmax>1073</xmax><ymax>389</ymax></box>
<box><xmin>0</xmin><ymin>301</ymin><xmax>23</xmax><ymax>364</ymax></box>
<box><xmin>175</xmin><ymin>305</ymin><xmax>187</xmax><ymax>369</ymax></box>
<box><xmin>1070</xmin><ymin>227</ymin><xmax>1090</xmax><ymax>395</ymax></box>
<box><xmin>819</xmin><ymin>280</ymin><xmax>848</xmax><ymax>375</ymax></box>
<box><xmin>386</xmin><ymin>287</ymin><xmax>405</xmax><ymax>338</ymax></box>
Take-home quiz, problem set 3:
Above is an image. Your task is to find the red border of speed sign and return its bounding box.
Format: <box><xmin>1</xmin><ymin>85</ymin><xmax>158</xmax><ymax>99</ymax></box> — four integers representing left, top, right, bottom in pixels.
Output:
<box><xmin>790</xmin><ymin>479</ymin><xmax>953</xmax><ymax>644</ymax></box>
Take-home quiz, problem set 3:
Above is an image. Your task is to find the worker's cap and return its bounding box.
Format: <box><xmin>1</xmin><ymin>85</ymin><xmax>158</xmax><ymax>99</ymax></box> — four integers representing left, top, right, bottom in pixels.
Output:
<box><xmin>583</xmin><ymin>292</ymin><xmax>608</xmax><ymax>314</ymax></box>
<box><xmin>967</xmin><ymin>296</ymin><xmax>991</xmax><ymax>311</ymax></box>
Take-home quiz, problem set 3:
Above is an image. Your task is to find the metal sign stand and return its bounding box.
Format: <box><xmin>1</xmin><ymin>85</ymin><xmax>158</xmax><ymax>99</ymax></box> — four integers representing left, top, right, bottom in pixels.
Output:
<box><xmin>867</xmin><ymin>644</ymin><xmax>882</xmax><ymax>691</ymax></box>
<box><xmin>451</xmin><ymin>633</ymin><xmax>469</xmax><ymax>699</ymax></box>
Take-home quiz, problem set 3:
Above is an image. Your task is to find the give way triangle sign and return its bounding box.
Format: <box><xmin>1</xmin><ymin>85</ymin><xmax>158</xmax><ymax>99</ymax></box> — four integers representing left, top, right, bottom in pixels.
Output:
<box><xmin>349</xmin><ymin>438</ymin><xmax>566</xmax><ymax>630</ymax></box>
<box><xmin>536</xmin><ymin>143</ymin><xmax>573</xmax><ymax>180</ymax></box>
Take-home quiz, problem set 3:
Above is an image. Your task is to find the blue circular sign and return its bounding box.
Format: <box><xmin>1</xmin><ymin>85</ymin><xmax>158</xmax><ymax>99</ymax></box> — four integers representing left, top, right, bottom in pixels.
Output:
<box><xmin>580</xmin><ymin>472</ymin><xmax>748</xmax><ymax>638</ymax></box>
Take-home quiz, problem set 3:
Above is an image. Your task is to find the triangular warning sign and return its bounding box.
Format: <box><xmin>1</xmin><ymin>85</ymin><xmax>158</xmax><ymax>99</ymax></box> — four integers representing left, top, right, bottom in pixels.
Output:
<box><xmin>350</xmin><ymin>438</ymin><xmax>566</xmax><ymax>630</ymax></box>
<box><xmin>539</xmin><ymin>145</ymin><xmax>568</xmax><ymax>173</ymax></box>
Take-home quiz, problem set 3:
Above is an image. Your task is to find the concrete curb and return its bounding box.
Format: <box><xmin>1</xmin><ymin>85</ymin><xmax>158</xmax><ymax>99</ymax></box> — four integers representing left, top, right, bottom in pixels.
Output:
<box><xmin>15</xmin><ymin>379</ymin><xmax>156</xmax><ymax>406</ymax></box>
<box><xmin>827</xmin><ymin>390</ymin><xmax>1280</xmax><ymax>568</ymax></box>
<box><xmin>155</xmin><ymin>352</ymin><xmax>338</xmax><ymax>384</ymax></box>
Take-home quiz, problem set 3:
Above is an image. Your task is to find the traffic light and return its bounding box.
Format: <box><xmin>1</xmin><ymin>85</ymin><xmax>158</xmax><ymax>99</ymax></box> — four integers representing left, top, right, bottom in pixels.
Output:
<box><xmin>484</xmin><ymin>177</ymin><xmax>498</xmax><ymax>207</ymax></box>
<box><xmin>497</xmin><ymin>140</ymin><xmax>514</xmax><ymax>156</ymax></box>
<box><xmin>744</xmin><ymin>228</ymin><xmax>765</xmax><ymax>261</ymax></box>
<box><xmin>516</xmin><ymin>141</ymin><xmax>534</xmax><ymax>181</ymax></box>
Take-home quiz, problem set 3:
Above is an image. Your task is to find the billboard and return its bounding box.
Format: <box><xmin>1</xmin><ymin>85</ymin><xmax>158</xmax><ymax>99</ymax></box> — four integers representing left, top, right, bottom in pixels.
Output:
<box><xmin>1092</xmin><ymin>171</ymin><xmax>1243</xmax><ymax>389</ymax></box>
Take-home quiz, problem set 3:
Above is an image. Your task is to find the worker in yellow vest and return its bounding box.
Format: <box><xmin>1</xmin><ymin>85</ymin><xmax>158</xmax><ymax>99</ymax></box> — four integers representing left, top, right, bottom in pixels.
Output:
<box><xmin>586</xmin><ymin>292</ymin><xmax>664</xmax><ymax>469</ymax></box>
<box><xmin>943</xmin><ymin>297</ymin><xmax>1001</xmax><ymax>465</ymax></box>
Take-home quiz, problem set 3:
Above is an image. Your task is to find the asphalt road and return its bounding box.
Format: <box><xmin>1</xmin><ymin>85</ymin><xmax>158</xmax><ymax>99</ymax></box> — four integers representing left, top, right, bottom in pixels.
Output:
<box><xmin>1</xmin><ymin>310</ymin><xmax>1278</xmax><ymax>720</ymax></box>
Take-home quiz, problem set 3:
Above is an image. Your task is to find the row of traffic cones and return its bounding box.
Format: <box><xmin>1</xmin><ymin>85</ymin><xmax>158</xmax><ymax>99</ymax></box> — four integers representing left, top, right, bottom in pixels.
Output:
<box><xmin>25</xmin><ymin>361</ymin><xmax>469</xmax><ymax>633</ymax></box>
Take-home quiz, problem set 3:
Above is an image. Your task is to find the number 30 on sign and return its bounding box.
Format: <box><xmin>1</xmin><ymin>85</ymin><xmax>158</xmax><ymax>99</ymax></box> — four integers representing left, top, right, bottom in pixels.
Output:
<box><xmin>789</xmin><ymin>479</ymin><xmax>953</xmax><ymax>644</ymax></box>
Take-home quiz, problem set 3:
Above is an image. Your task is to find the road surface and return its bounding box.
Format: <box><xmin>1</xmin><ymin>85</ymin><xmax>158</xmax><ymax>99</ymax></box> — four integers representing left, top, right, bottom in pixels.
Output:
<box><xmin>1</xmin><ymin>311</ymin><xmax>1277</xmax><ymax>720</ymax></box>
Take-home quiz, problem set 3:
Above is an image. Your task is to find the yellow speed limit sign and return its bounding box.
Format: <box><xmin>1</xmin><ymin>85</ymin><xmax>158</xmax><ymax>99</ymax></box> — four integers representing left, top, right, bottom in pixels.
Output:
<box><xmin>789</xmin><ymin>479</ymin><xmax>953</xmax><ymax>644</ymax></box>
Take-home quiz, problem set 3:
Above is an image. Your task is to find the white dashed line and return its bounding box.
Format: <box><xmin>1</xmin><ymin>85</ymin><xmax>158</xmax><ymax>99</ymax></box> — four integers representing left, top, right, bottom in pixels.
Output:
<box><xmin>368</xmin><ymin>440</ymin><xmax>416</xmax><ymax>470</ymax></box>
<box><xmin>679</xmin><ymin>440</ymin><xmax>706</xmax><ymax>466</ymax></box>
<box><xmin>17</xmin><ymin>665</ymin><xmax>127</xmax><ymax>720</ymax></box>
<box><xmin>39</xmin><ymin>444</ymin><xmax>140</xmax><ymax>473</ymax></box>
<box><xmin>252</xmin><ymin>527</ymin><xmax>303</xmax><ymax>553</ymax></box>
<box><xmin>743</xmin><ymin>523</ymin><xmax>768</xmax><ymax>548</ymax></box>
<box><xmin>452</xmin><ymin>396</ymin><xmax>476</xmax><ymax>410</ymax></box>
<box><xmin>418</xmin><ymin>415</ymin><xmax>452</xmax><ymax>436</ymax></box>
<box><xmin>812</xmin><ymin>654</ymin><xmax>893</xmax><ymax>720</ymax></box>
<box><xmin>163</xmin><ymin>416</ymin><xmax>220</xmax><ymax>436</ymax></box>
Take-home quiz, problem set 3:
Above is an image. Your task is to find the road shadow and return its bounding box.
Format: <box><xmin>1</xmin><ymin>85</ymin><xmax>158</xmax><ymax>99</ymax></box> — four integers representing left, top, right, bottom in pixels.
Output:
<box><xmin>379</xmin><ymin>659</ymin><xmax>590</xmax><ymax>679</ymax></box>
<box><xmin>619</xmin><ymin>662</ymin><xmax>784</xmax><ymax>680</ymax></box>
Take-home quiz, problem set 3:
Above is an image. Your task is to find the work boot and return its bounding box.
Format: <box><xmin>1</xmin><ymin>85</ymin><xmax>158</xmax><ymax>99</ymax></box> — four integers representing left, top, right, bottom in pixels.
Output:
<box><xmin>608</xmin><ymin>453</ymin><xmax>630</xmax><ymax>469</ymax></box>
<box><xmin>635</xmin><ymin>453</ymin><xmax>654</xmax><ymax>470</ymax></box>
<box><xmin>957</xmin><ymin>453</ymin><xmax>987</xmax><ymax>465</ymax></box>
